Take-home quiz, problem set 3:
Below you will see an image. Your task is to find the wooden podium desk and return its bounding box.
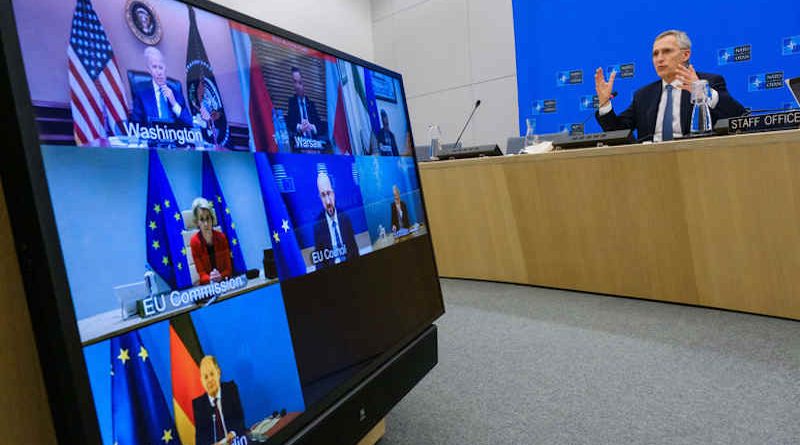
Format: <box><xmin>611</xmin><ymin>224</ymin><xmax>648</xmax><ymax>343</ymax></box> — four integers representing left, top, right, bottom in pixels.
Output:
<box><xmin>419</xmin><ymin>129</ymin><xmax>800</xmax><ymax>320</ymax></box>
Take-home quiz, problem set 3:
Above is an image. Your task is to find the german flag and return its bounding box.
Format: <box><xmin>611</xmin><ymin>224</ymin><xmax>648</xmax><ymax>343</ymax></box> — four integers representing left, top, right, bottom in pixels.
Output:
<box><xmin>170</xmin><ymin>314</ymin><xmax>206</xmax><ymax>445</ymax></box>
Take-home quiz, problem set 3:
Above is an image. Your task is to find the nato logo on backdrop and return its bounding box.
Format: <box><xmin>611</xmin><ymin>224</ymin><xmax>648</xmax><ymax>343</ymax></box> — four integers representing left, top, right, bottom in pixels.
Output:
<box><xmin>783</xmin><ymin>36</ymin><xmax>800</xmax><ymax>55</ymax></box>
<box><xmin>532</xmin><ymin>99</ymin><xmax>557</xmax><ymax>115</ymax></box>
<box><xmin>748</xmin><ymin>72</ymin><xmax>784</xmax><ymax>92</ymax></box>
<box><xmin>718</xmin><ymin>44</ymin><xmax>751</xmax><ymax>65</ymax></box>
<box><xmin>579</xmin><ymin>95</ymin><xmax>599</xmax><ymax>111</ymax></box>
<box><xmin>606</xmin><ymin>63</ymin><xmax>635</xmax><ymax>79</ymax></box>
<box><xmin>557</xmin><ymin>70</ymin><xmax>583</xmax><ymax>86</ymax></box>
<box><xmin>559</xmin><ymin>123</ymin><xmax>584</xmax><ymax>135</ymax></box>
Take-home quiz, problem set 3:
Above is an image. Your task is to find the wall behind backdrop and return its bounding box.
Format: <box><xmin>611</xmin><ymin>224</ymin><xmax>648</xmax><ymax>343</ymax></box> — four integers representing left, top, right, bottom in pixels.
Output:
<box><xmin>513</xmin><ymin>0</ymin><xmax>800</xmax><ymax>135</ymax></box>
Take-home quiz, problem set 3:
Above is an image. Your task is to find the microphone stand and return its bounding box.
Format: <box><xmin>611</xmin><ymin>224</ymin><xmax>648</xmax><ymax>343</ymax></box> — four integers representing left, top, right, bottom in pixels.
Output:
<box><xmin>452</xmin><ymin>100</ymin><xmax>481</xmax><ymax>149</ymax></box>
<box><xmin>212</xmin><ymin>412</ymin><xmax>218</xmax><ymax>444</ymax></box>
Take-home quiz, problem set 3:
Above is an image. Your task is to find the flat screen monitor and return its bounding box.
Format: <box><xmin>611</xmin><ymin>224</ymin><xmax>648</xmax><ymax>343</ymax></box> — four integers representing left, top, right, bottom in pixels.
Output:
<box><xmin>0</xmin><ymin>0</ymin><xmax>444</xmax><ymax>442</ymax></box>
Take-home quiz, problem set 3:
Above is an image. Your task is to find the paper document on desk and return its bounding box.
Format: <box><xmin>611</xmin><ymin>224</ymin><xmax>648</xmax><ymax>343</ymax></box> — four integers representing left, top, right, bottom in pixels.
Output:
<box><xmin>249</xmin><ymin>416</ymin><xmax>281</xmax><ymax>439</ymax></box>
<box><xmin>519</xmin><ymin>140</ymin><xmax>554</xmax><ymax>154</ymax></box>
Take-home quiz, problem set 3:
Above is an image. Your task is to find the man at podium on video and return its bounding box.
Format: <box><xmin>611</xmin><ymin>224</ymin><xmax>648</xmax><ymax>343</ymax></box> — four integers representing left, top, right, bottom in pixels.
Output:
<box><xmin>130</xmin><ymin>46</ymin><xmax>193</xmax><ymax>126</ymax></box>
<box><xmin>594</xmin><ymin>29</ymin><xmax>745</xmax><ymax>142</ymax></box>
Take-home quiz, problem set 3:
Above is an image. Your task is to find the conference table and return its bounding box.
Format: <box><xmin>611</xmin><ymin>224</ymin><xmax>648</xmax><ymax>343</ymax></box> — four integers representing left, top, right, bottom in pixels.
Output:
<box><xmin>418</xmin><ymin>129</ymin><xmax>800</xmax><ymax>321</ymax></box>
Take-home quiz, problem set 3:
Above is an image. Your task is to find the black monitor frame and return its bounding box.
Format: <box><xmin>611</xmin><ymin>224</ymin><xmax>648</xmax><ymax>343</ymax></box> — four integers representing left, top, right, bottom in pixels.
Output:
<box><xmin>0</xmin><ymin>0</ymin><xmax>443</xmax><ymax>442</ymax></box>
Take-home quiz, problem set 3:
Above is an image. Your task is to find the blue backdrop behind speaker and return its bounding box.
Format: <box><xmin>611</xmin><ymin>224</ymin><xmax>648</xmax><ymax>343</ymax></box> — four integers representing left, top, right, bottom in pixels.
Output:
<box><xmin>512</xmin><ymin>0</ymin><xmax>800</xmax><ymax>135</ymax></box>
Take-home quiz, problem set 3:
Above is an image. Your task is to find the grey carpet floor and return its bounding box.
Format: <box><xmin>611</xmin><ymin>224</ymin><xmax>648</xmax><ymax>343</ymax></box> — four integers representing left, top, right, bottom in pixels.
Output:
<box><xmin>380</xmin><ymin>279</ymin><xmax>800</xmax><ymax>445</ymax></box>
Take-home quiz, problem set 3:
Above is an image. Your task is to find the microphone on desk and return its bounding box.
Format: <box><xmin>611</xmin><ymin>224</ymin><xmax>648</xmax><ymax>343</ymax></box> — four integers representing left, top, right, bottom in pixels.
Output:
<box><xmin>452</xmin><ymin>100</ymin><xmax>481</xmax><ymax>149</ymax></box>
<box><xmin>743</xmin><ymin>107</ymin><xmax>798</xmax><ymax>115</ymax></box>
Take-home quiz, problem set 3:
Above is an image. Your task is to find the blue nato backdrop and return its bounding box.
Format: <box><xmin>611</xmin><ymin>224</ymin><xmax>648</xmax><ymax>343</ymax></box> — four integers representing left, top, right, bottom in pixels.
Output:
<box><xmin>40</xmin><ymin>146</ymin><xmax>272</xmax><ymax>320</ymax></box>
<box><xmin>513</xmin><ymin>0</ymin><xmax>800</xmax><ymax>135</ymax></box>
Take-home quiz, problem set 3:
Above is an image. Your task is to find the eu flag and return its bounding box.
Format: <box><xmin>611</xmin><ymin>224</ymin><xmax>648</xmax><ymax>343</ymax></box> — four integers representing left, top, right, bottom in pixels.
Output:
<box><xmin>201</xmin><ymin>152</ymin><xmax>247</xmax><ymax>275</ymax></box>
<box><xmin>364</xmin><ymin>68</ymin><xmax>382</xmax><ymax>136</ymax></box>
<box><xmin>147</xmin><ymin>149</ymin><xmax>192</xmax><ymax>290</ymax></box>
<box><xmin>254</xmin><ymin>153</ymin><xmax>307</xmax><ymax>280</ymax></box>
<box><xmin>112</xmin><ymin>330</ymin><xmax>180</xmax><ymax>445</ymax></box>
<box><xmin>186</xmin><ymin>6</ymin><xmax>230</xmax><ymax>148</ymax></box>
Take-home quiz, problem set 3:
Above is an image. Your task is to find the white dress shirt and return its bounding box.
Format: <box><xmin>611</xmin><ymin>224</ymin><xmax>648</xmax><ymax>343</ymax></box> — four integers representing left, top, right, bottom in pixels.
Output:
<box><xmin>324</xmin><ymin>210</ymin><xmax>344</xmax><ymax>264</ymax></box>
<box><xmin>152</xmin><ymin>80</ymin><xmax>182</xmax><ymax>119</ymax></box>
<box><xmin>207</xmin><ymin>391</ymin><xmax>229</xmax><ymax>436</ymax></box>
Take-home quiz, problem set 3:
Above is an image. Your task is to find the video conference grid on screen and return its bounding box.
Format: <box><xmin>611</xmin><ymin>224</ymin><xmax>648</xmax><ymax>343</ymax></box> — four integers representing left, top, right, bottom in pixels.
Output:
<box><xmin>10</xmin><ymin>0</ymin><xmax>434</xmax><ymax>442</ymax></box>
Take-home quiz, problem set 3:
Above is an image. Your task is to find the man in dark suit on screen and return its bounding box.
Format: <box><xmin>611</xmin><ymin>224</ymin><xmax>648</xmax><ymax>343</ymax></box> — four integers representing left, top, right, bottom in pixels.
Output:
<box><xmin>192</xmin><ymin>355</ymin><xmax>246</xmax><ymax>445</ymax></box>
<box><xmin>286</xmin><ymin>66</ymin><xmax>325</xmax><ymax>148</ymax></box>
<box><xmin>594</xmin><ymin>30</ymin><xmax>745</xmax><ymax>142</ymax></box>
<box><xmin>130</xmin><ymin>46</ymin><xmax>193</xmax><ymax>126</ymax></box>
<box><xmin>312</xmin><ymin>171</ymin><xmax>359</xmax><ymax>269</ymax></box>
<box><xmin>376</xmin><ymin>109</ymin><xmax>399</xmax><ymax>156</ymax></box>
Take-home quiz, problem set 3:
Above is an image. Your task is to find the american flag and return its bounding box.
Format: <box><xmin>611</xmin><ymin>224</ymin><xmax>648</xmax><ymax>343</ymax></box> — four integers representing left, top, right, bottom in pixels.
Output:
<box><xmin>68</xmin><ymin>0</ymin><xmax>127</xmax><ymax>145</ymax></box>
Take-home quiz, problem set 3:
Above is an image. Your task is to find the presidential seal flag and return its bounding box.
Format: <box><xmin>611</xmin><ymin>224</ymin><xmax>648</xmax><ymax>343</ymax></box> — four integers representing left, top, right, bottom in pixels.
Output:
<box><xmin>112</xmin><ymin>330</ymin><xmax>180</xmax><ymax>444</ymax></box>
<box><xmin>186</xmin><ymin>6</ymin><xmax>230</xmax><ymax>147</ymax></box>
<box><xmin>67</xmin><ymin>0</ymin><xmax>128</xmax><ymax>145</ymax></box>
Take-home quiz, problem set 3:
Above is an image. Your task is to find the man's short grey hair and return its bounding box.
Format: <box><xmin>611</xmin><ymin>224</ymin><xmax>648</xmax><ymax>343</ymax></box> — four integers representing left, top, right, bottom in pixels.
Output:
<box><xmin>144</xmin><ymin>45</ymin><xmax>162</xmax><ymax>61</ymax></box>
<box><xmin>655</xmin><ymin>30</ymin><xmax>692</xmax><ymax>50</ymax></box>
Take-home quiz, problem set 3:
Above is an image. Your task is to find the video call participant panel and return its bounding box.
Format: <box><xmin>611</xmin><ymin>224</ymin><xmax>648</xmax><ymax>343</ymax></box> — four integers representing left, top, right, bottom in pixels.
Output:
<box><xmin>40</xmin><ymin>146</ymin><xmax>274</xmax><ymax>343</ymax></box>
<box><xmin>12</xmin><ymin>0</ymin><xmax>248</xmax><ymax>150</ymax></box>
<box><xmin>354</xmin><ymin>155</ymin><xmax>428</xmax><ymax>253</ymax></box>
<box><xmin>232</xmin><ymin>24</ymin><xmax>335</xmax><ymax>154</ymax></box>
<box><xmin>336</xmin><ymin>59</ymin><xmax>415</xmax><ymax>157</ymax></box>
<box><xmin>264</xmin><ymin>153</ymin><xmax>371</xmax><ymax>274</ymax></box>
<box><xmin>83</xmin><ymin>284</ymin><xmax>305</xmax><ymax>445</ymax></box>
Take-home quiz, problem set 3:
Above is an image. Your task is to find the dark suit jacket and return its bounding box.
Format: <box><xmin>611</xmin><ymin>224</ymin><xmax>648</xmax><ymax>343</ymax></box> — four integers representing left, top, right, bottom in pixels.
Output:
<box><xmin>192</xmin><ymin>381</ymin><xmax>247</xmax><ymax>445</ymax></box>
<box><xmin>377</xmin><ymin>128</ymin><xmax>399</xmax><ymax>156</ymax></box>
<box><xmin>390</xmin><ymin>200</ymin><xmax>410</xmax><ymax>231</ymax></box>
<box><xmin>287</xmin><ymin>94</ymin><xmax>324</xmax><ymax>141</ymax></box>
<box><xmin>313</xmin><ymin>210</ymin><xmax>359</xmax><ymax>269</ymax></box>
<box><xmin>596</xmin><ymin>72</ymin><xmax>745</xmax><ymax>141</ymax></box>
<box><xmin>130</xmin><ymin>80</ymin><xmax>193</xmax><ymax>126</ymax></box>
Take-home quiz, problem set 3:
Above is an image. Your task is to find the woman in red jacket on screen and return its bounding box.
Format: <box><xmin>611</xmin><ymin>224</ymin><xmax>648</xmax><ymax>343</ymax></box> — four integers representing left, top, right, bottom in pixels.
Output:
<box><xmin>189</xmin><ymin>197</ymin><xmax>233</xmax><ymax>284</ymax></box>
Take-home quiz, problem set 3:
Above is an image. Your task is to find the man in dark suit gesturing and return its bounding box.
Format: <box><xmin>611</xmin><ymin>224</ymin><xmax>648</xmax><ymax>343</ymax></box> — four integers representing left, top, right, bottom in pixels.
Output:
<box><xmin>192</xmin><ymin>355</ymin><xmax>246</xmax><ymax>445</ymax></box>
<box><xmin>595</xmin><ymin>30</ymin><xmax>745</xmax><ymax>142</ymax></box>
<box><xmin>130</xmin><ymin>46</ymin><xmax>193</xmax><ymax>126</ymax></box>
<box><xmin>312</xmin><ymin>171</ymin><xmax>359</xmax><ymax>269</ymax></box>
